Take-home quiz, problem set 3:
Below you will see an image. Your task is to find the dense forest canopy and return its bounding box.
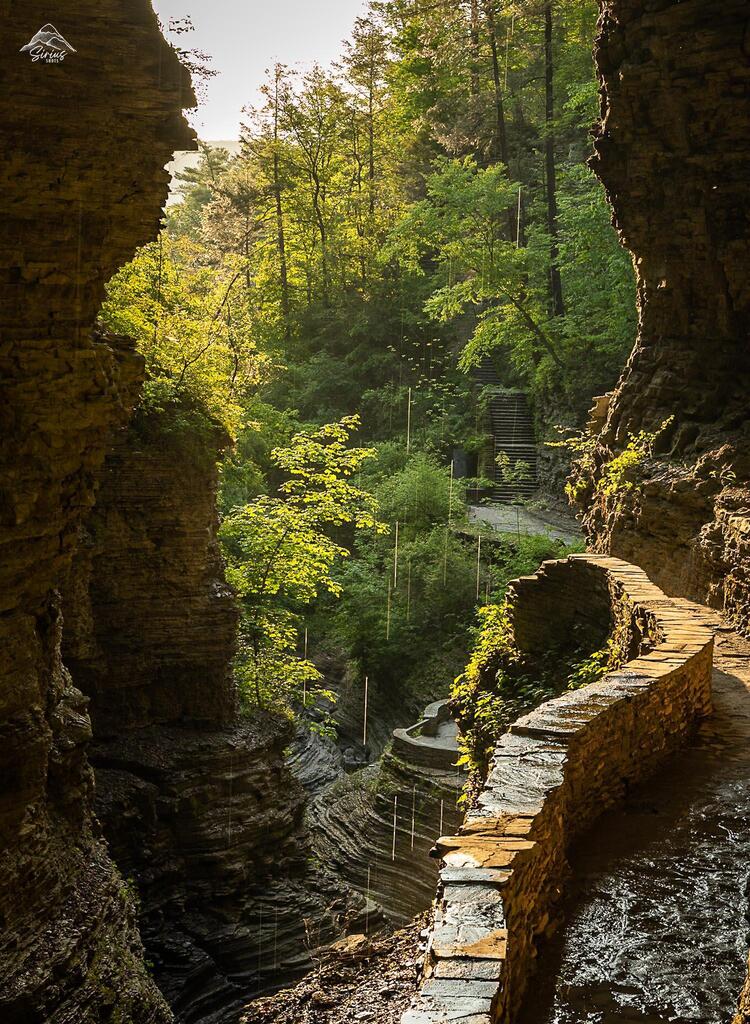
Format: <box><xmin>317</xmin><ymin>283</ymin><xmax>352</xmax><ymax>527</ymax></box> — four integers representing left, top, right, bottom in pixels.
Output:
<box><xmin>101</xmin><ymin>0</ymin><xmax>634</xmax><ymax>725</ymax></box>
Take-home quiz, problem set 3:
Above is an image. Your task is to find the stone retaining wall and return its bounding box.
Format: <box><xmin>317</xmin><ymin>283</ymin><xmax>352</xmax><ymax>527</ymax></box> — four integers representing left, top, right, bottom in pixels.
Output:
<box><xmin>402</xmin><ymin>554</ymin><xmax>715</xmax><ymax>1024</ymax></box>
<box><xmin>392</xmin><ymin>700</ymin><xmax>459</xmax><ymax>771</ymax></box>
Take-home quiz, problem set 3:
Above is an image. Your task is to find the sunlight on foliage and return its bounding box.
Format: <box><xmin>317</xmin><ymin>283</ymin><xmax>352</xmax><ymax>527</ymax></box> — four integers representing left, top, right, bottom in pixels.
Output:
<box><xmin>101</xmin><ymin>234</ymin><xmax>271</xmax><ymax>436</ymax></box>
<box><xmin>220</xmin><ymin>416</ymin><xmax>386</xmax><ymax>715</ymax></box>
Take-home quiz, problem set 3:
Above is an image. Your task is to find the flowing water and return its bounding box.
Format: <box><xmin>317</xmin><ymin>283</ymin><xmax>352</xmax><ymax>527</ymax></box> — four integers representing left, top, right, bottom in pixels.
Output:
<box><xmin>523</xmin><ymin>639</ymin><xmax>750</xmax><ymax>1024</ymax></box>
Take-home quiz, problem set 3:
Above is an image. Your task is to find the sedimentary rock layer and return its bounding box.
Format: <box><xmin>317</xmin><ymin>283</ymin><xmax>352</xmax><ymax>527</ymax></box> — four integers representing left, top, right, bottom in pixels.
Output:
<box><xmin>63</xmin><ymin>409</ymin><xmax>238</xmax><ymax>735</ymax></box>
<box><xmin>0</xmin><ymin>4</ymin><xmax>194</xmax><ymax>1020</ymax></box>
<box><xmin>403</xmin><ymin>555</ymin><xmax>715</xmax><ymax>1024</ymax></box>
<box><xmin>309</xmin><ymin>752</ymin><xmax>465</xmax><ymax>929</ymax></box>
<box><xmin>579</xmin><ymin>0</ymin><xmax>750</xmax><ymax>630</ymax></box>
<box><xmin>62</xmin><ymin>411</ymin><xmax>366</xmax><ymax>1021</ymax></box>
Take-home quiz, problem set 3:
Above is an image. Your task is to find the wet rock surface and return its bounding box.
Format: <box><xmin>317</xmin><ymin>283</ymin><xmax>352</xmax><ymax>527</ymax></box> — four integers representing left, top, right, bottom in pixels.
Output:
<box><xmin>522</xmin><ymin>630</ymin><xmax>750</xmax><ymax>1024</ymax></box>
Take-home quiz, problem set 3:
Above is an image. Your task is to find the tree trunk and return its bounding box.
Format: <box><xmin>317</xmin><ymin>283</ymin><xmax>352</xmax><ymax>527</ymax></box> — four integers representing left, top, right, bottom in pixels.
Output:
<box><xmin>272</xmin><ymin>69</ymin><xmax>291</xmax><ymax>341</ymax></box>
<box><xmin>483</xmin><ymin>1</ymin><xmax>509</xmax><ymax>167</ymax></box>
<box><xmin>351</xmin><ymin>114</ymin><xmax>368</xmax><ymax>287</ymax></box>
<box><xmin>544</xmin><ymin>0</ymin><xmax>565</xmax><ymax>317</ymax></box>
<box><xmin>368</xmin><ymin>40</ymin><xmax>376</xmax><ymax>218</ymax></box>
<box><xmin>312</xmin><ymin>174</ymin><xmax>329</xmax><ymax>306</ymax></box>
<box><xmin>469</xmin><ymin>0</ymin><xmax>481</xmax><ymax>98</ymax></box>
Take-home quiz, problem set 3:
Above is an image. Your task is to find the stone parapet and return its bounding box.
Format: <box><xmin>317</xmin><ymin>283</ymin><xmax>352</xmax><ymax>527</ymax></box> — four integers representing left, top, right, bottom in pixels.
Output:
<box><xmin>392</xmin><ymin>700</ymin><xmax>459</xmax><ymax>771</ymax></box>
<box><xmin>402</xmin><ymin>555</ymin><xmax>715</xmax><ymax>1024</ymax></box>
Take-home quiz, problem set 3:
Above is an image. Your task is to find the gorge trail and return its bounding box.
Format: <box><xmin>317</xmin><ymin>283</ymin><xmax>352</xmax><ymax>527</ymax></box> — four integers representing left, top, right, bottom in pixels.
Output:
<box><xmin>1</xmin><ymin>1</ymin><xmax>750</xmax><ymax>1023</ymax></box>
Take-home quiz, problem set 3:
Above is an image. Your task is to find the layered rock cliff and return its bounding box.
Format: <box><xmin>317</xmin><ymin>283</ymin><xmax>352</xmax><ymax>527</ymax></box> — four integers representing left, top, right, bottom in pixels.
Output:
<box><xmin>62</xmin><ymin>408</ymin><xmax>365</xmax><ymax>1021</ymax></box>
<box><xmin>63</xmin><ymin>408</ymin><xmax>239</xmax><ymax>734</ymax></box>
<box><xmin>580</xmin><ymin>1</ymin><xmax>750</xmax><ymax>1018</ymax></box>
<box><xmin>577</xmin><ymin>0</ymin><xmax>750</xmax><ymax>632</ymax></box>
<box><xmin>0</xmin><ymin>3</ymin><xmax>194</xmax><ymax>1020</ymax></box>
<box><xmin>308</xmin><ymin>751</ymin><xmax>464</xmax><ymax>929</ymax></box>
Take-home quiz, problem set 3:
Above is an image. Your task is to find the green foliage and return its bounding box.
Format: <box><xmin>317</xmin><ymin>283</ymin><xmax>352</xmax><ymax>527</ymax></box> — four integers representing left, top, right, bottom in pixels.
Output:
<box><xmin>373</xmin><ymin>452</ymin><xmax>464</xmax><ymax>534</ymax></box>
<box><xmin>547</xmin><ymin>427</ymin><xmax>598</xmax><ymax>504</ymax></box>
<box><xmin>327</xmin><ymin>524</ymin><xmax>478</xmax><ymax>684</ymax></box>
<box><xmin>101</xmin><ymin>234</ymin><xmax>269</xmax><ymax>436</ymax></box>
<box><xmin>451</xmin><ymin>531</ymin><xmax>583</xmax><ymax>778</ymax></box>
<box><xmin>556</xmin><ymin>415</ymin><xmax>674</xmax><ymax>508</ymax></box>
<box><xmin>566</xmin><ymin>600</ymin><xmax>637</xmax><ymax>689</ymax></box>
<box><xmin>377</xmin><ymin>0</ymin><xmax>634</xmax><ymax>423</ymax></box>
<box><xmin>100</xmin><ymin>0</ymin><xmax>641</xmax><ymax>741</ymax></box>
<box><xmin>598</xmin><ymin>417</ymin><xmax>674</xmax><ymax>498</ymax></box>
<box><xmin>218</xmin><ymin>398</ymin><xmax>301</xmax><ymax>513</ymax></box>
<box><xmin>496</xmin><ymin>454</ymin><xmax>531</xmax><ymax>485</ymax></box>
<box><xmin>220</xmin><ymin>417</ymin><xmax>386</xmax><ymax>716</ymax></box>
<box><xmin>487</xmin><ymin>533</ymin><xmax>583</xmax><ymax>597</ymax></box>
<box><xmin>387</xmin><ymin>155</ymin><xmax>633</xmax><ymax>423</ymax></box>
<box><xmin>566</xmin><ymin>644</ymin><xmax>611</xmax><ymax>690</ymax></box>
<box><xmin>451</xmin><ymin>602</ymin><xmax>553</xmax><ymax>782</ymax></box>
<box><xmin>495</xmin><ymin>454</ymin><xmax>532</xmax><ymax>520</ymax></box>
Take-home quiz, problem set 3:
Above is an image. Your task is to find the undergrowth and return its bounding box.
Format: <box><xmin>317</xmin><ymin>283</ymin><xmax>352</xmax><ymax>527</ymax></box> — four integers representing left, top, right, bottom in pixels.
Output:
<box><xmin>451</xmin><ymin>592</ymin><xmax>637</xmax><ymax>795</ymax></box>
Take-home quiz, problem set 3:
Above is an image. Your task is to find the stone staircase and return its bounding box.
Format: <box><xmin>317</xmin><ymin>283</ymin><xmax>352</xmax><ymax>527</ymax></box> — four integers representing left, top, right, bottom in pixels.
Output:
<box><xmin>473</xmin><ymin>358</ymin><xmax>538</xmax><ymax>502</ymax></box>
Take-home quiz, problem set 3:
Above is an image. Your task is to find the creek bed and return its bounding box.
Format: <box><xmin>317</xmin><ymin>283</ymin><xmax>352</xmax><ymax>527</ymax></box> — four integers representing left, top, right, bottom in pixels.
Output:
<box><xmin>522</xmin><ymin>652</ymin><xmax>750</xmax><ymax>1024</ymax></box>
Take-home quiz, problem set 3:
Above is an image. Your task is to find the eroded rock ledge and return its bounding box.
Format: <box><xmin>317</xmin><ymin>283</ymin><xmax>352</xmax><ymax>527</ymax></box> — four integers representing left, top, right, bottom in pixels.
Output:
<box><xmin>0</xmin><ymin>4</ymin><xmax>194</xmax><ymax>1020</ymax></box>
<box><xmin>403</xmin><ymin>555</ymin><xmax>715</xmax><ymax>1024</ymax></box>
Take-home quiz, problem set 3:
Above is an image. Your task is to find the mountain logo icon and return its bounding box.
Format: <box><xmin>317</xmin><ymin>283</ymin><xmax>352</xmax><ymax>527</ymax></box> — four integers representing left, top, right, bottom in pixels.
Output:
<box><xmin>21</xmin><ymin>24</ymin><xmax>77</xmax><ymax>63</ymax></box>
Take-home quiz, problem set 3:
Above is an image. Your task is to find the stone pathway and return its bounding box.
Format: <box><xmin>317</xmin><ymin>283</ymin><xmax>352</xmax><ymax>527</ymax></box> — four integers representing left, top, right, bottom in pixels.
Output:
<box><xmin>468</xmin><ymin>503</ymin><xmax>582</xmax><ymax>545</ymax></box>
<box><xmin>521</xmin><ymin>625</ymin><xmax>750</xmax><ymax>1024</ymax></box>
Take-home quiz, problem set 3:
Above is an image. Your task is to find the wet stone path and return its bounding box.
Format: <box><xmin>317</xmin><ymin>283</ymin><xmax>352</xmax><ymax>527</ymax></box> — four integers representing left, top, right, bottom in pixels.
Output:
<box><xmin>522</xmin><ymin>629</ymin><xmax>750</xmax><ymax>1024</ymax></box>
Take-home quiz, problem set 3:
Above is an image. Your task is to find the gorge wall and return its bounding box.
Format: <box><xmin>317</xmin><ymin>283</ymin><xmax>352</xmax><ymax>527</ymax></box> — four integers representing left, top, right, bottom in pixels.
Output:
<box><xmin>62</xmin><ymin>409</ymin><xmax>239</xmax><ymax>735</ymax></box>
<box><xmin>580</xmin><ymin>0</ymin><xmax>750</xmax><ymax>630</ymax></box>
<box><xmin>0</xmin><ymin>3</ymin><xmax>194</xmax><ymax>1020</ymax></box>
<box><xmin>62</xmin><ymin>409</ymin><xmax>365</xmax><ymax>1022</ymax></box>
<box><xmin>580</xmin><ymin>2</ymin><xmax>750</xmax><ymax>1018</ymax></box>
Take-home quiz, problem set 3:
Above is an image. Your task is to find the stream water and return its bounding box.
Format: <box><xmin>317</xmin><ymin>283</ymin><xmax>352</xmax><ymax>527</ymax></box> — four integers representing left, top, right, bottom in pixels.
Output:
<box><xmin>522</xmin><ymin>646</ymin><xmax>750</xmax><ymax>1024</ymax></box>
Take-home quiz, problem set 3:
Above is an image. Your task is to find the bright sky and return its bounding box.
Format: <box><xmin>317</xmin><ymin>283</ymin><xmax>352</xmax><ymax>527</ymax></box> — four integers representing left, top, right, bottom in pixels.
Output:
<box><xmin>151</xmin><ymin>0</ymin><xmax>367</xmax><ymax>141</ymax></box>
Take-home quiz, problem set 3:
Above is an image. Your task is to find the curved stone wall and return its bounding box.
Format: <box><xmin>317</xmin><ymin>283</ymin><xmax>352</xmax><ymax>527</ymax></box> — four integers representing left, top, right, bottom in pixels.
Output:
<box><xmin>392</xmin><ymin>700</ymin><xmax>459</xmax><ymax>771</ymax></box>
<box><xmin>402</xmin><ymin>554</ymin><xmax>715</xmax><ymax>1024</ymax></box>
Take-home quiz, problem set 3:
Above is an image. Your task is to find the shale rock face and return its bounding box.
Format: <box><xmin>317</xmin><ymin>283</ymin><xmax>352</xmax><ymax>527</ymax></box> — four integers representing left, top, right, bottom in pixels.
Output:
<box><xmin>308</xmin><ymin>751</ymin><xmax>464</xmax><ymax>929</ymax></box>
<box><xmin>0</xmin><ymin>3</ymin><xmax>194</xmax><ymax>1020</ymax></box>
<box><xmin>63</xmin><ymin>409</ymin><xmax>239</xmax><ymax>735</ymax></box>
<box><xmin>63</xmin><ymin>411</ymin><xmax>363</xmax><ymax>1022</ymax></box>
<box><xmin>579</xmin><ymin>0</ymin><xmax>750</xmax><ymax>631</ymax></box>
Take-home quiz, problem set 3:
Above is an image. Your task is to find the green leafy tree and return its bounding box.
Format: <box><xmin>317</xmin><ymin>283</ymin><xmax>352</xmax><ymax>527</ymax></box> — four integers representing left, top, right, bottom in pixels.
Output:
<box><xmin>102</xmin><ymin>0</ymin><xmax>641</xmax><ymax>738</ymax></box>
<box><xmin>100</xmin><ymin>233</ymin><xmax>268</xmax><ymax>435</ymax></box>
<box><xmin>220</xmin><ymin>416</ymin><xmax>386</xmax><ymax>713</ymax></box>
